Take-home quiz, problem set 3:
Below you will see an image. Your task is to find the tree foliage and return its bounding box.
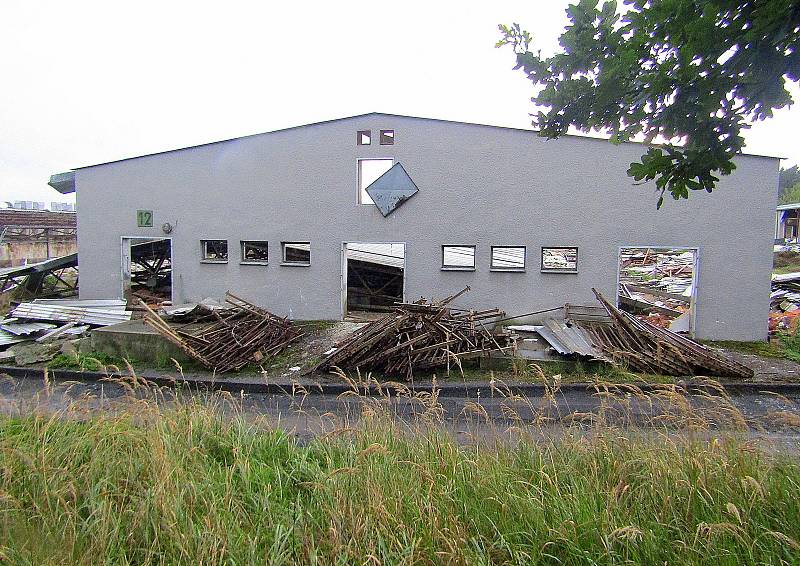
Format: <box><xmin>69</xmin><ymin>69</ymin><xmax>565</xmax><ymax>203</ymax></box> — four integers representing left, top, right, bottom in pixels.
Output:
<box><xmin>498</xmin><ymin>1</ymin><xmax>800</xmax><ymax>207</ymax></box>
<box><xmin>780</xmin><ymin>179</ymin><xmax>800</xmax><ymax>204</ymax></box>
<box><xmin>780</xmin><ymin>164</ymin><xmax>800</xmax><ymax>191</ymax></box>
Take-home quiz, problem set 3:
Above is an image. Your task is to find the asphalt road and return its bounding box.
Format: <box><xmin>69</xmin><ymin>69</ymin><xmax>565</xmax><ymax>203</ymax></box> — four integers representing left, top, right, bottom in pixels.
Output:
<box><xmin>2</xmin><ymin>374</ymin><xmax>800</xmax><ymax>448</ymax></box>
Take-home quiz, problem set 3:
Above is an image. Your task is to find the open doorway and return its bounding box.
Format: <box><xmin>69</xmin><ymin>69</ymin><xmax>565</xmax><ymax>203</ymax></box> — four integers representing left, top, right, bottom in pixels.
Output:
<box><xmin>343</xmin><ymin>242</ymin><xmax>405</xmax><ymax>315</ymax></box>
<box><xmin>122</xmin><ymin>237</ymin><xmax>172</xmax><ymax>305</ymax></box>
<box><xmin>617</xmin><ymin>247</ymin><xmax>697</xmax><ymax>335</ymax></box>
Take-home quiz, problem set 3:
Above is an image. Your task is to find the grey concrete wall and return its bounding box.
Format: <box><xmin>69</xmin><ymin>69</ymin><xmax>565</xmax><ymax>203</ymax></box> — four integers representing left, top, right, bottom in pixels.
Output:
<box><xmin>73</xmin><ymin>114</ymin><xmax>778</xmax><ymax>340</ymax></box>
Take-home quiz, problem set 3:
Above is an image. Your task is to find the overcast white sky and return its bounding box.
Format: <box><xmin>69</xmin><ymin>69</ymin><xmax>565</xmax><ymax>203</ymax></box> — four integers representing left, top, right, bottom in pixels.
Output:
<box><xmin>2</xmin><ymin>0</ymin><xmax>798</xmax><ymax>206</ymax></box>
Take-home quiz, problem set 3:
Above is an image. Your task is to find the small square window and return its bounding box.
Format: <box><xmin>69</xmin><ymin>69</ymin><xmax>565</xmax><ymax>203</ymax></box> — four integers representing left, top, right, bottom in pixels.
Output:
<box><xmin>201</xmin><ymin>239</ymin><xmax>228</xmax><ymax>262</ymax></box>
<box><xmin>241</xmin><ymin>240</ymin><xmax>268</xmax><ymax>264</ymax></box>
<box><xmin>357</xmin><ymin>130</ymin><xmax>371</xmax><ymax>145</ymax></box>
<box><xmin>541</xmin><ymin>247</ymin><xmax>578</xmax><ymax>272</ymax></box>
<box><xmin>357</xmin><ymin>158</ymin><xmax>394</xmax><ymax>205</ymax></box>
<box><xmin>442</xmin><ymin>245</ymin><xmax>476</xmax><ymax>270</ymax></box>
<box><xmin>282</xmin><ymin>242</ymin><xmax>310</xmax><ymax>265</ymax></box>
<box><xmin>380</xmin><ymin>129</ymin><xmax>394</xmax><ymax>145</ymax></box>
<box><xmin>491</xmin><ymin>246</ymin><xmax>526</xmax><ymax>271</ymax></box>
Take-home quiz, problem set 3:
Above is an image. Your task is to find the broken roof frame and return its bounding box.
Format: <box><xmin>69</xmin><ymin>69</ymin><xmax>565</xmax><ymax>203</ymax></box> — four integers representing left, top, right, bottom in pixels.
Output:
<box><xmin>0</xmin><ymin>253</ymin><xmax>78</xmax><ymax>300</ymax></box>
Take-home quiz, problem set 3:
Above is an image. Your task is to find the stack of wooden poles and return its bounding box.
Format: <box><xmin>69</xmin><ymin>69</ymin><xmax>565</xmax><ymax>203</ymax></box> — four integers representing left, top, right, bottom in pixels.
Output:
<box><xmin>580</xmin><ymin>289</ymin><xmax>754</xmax><ymax>379</ymax></box>
<box><xmin>310</xmin><ymin>287</ymin><xmax>514</xmax><ymax>379</ymax></box>
<box><xmin>141</xmin><ymin>292</ymin><xmax>302</xmax><ymax>373</ymax></box>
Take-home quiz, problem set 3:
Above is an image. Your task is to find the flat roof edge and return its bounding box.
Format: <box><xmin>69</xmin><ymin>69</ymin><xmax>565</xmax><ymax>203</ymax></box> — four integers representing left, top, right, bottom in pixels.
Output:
<box><xmin>48</xmin><ymin>171</ymin><xmax>75</xmax><ymax>194</ymax></box>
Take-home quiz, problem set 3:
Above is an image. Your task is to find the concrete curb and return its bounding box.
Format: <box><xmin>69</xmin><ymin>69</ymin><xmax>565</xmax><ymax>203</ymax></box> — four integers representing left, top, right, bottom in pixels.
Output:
<box><xmin>2</xmin><ymin>365</ymin><xmax>800</xmax><ymax>398</ymax></box>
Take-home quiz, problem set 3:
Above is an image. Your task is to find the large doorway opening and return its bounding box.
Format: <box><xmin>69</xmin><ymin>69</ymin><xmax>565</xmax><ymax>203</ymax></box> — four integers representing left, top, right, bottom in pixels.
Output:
<box><xmin>122</xmin><ymin>237</ymin><xmax>172</xmax><ymax>305</ymax></box>
<box><xmin>343</xmin><ymin>242</ymin><xmax>405</xmax><ymax>315</ymax></box>
<box><xmin>617</xmin><ymin>247</ymin><xmax>697</xmax><ymax>335</ymax></box>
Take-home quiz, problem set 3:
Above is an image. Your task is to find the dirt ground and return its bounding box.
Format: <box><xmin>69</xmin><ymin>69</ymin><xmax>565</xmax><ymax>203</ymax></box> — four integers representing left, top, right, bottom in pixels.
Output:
<box><xmin>717</xmin><ymin>348</ymin><xmax>800</xmax><ymax>383</ymax></box>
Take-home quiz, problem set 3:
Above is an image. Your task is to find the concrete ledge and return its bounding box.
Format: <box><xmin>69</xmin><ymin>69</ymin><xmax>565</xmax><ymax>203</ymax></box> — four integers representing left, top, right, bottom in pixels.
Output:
<box><xmin>2</xmin><ymin>365</ymin><xmax>800</xmax><ymax>399</ymax></box>
<box><xmin>90</xmin><ymin>320</ymin><xmax>192</xmax><ymax>365</ymax></box>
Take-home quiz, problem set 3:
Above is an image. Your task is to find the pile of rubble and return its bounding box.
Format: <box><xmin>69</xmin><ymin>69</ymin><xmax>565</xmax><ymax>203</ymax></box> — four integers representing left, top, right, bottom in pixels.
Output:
<box><xmin>512</xmin><ymin>295</ymin><xmax>753</xmax><ymax>380</ymax></box>
<box><xmin>0</xmin><ymin>298</ymin><xmax>132</xmax><ymax>364</ymax></box>
<box><xmin>584</xmin><ymin>290</ymin><xmax>753</xmax><ymax>379</ymax></box>
<box><xmin>618</xmin><ymin>248</ymin><xmax>693</xmax><ymax>331</ymax></box>
<box><xmin>770</xmin><ymin>271</ymin><xmax>800</xmax><ymax>333</ymax></box>
<box><xmin>141</xmin><ymin>292</ymin><xmax>302</xmax><ymax>373</ymax></box>
<box><xmin>310</xmin><ymin>287</ymin><xmax>514</xmax><ymax>379</ymax></box>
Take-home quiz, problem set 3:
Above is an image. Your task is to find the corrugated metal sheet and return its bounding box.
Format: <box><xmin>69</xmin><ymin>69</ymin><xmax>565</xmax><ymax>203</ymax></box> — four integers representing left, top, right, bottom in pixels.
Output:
<box><xmin>11</xmin><ymin>300</ymin><xmax>131</xmax><ymax>326</ymax></box>
<box><xmin>346</xmin><ymin>243</ymin><xmax>405</xmax><ymax>269</ymax></box>
<box><xmin>0</xmin><ymin>253</ymin><xmax>77</xmax><ymax>279</ymax></box>
<box><xmin>532</xmin><ymin>319</ymin><xmax>607</xmax><ymax>359</ymax></box>
<box><xmin>0</xmin><ymin>329</ymin><xmax>29</xmax><ymax>346</ymax></box>
<box><xmin>0</xmin><ymin>322</ymin><xmax>57</xmax><ymax>335</ymax></box>
<box><xmin>32</xmin><ymin>299</ymin><xmax>127</xmax><ymax>307</ymax></box>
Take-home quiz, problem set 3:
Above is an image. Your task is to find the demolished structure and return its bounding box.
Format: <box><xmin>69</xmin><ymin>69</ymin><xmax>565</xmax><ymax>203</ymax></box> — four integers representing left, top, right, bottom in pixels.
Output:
<box><xmin>0</xmin><ymin>298</ymin><xmax>131</xmax><ymax>353</ymax></box>
<box><xmin>311</xmin><ymin>288</ymin><xmax>752</xmax><ymax>380</ymax></box>
<box><xmin>310</xmin><ymin>287</ymin><xmax>514</xmax><ymax>378</ymax></box>
<box><xmin>141</xmin><ymin>292</ymin><xmax>302</xmax><ymax>373</ymax></box>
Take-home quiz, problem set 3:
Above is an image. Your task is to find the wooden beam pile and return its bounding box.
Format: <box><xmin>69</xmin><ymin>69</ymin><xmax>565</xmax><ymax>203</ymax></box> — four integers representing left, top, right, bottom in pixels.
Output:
<box><xmin>311</xmin><ymin>287</ymin><xmax>513</xmax><ymax>379</ymax></box>
<box><xmin>579</xmin><ymin>289</ymin><xmax>753</xmax><ymax>379</ymax></box>
<box><xmin>141</xmin><ymin>292</ymin><xmax>302</xmax><ymax>373</ymax></box>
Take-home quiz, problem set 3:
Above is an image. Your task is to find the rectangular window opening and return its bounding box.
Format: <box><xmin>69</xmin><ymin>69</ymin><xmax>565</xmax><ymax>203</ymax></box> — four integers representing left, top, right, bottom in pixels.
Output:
<box><xmin>380</xmin><ymin>129</ymin><xmax>395</xmax><ymax>145</ymax></box>
<box><xmin>618</xmin><ymin>247</ymin><xmax>696</xmax><ymax>335</ymax></box>
<box><xmin>541</xmin><ymin>247</ymin><xmax>578</xmax><ymax>272</ymax></box>
<box><xmin>201</xmin><ymin>239</ymin><xmax>228</xmax><ymax>262</ymax></box>
<box><xmin>357</xmin><ymin>130</ymin><xmax>371</xmax><ymax>145</ymax></box>
<box><xmin>442</xmin><ymin>245</ymin><xmax>476</xmax><ymax>270</ymax></box>
<box><xmin>491</xmin><ymin>246</ymin><xmax>526</xmax><ymax>271</ymax></box>
<box><xmin>241</xmin><ymin>240</ymin><xmax>268</xmax><ymax>264</ymax></box>
<box><xmin>282</xmin><ymin>242</ymin><xmax>311</xmax><ymax>265</ymax></box>
<box><xmin>357</xmin><ymin>158</ymin><xmax>393</xmax><ymax>205</ymax></box>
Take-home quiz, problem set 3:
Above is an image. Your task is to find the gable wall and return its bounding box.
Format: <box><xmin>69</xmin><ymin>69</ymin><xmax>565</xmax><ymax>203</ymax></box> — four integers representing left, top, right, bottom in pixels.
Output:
<box><xmin>74</xmin><ymin>115</ymin><xmax>778</xmax><ymax>340</ymax></box>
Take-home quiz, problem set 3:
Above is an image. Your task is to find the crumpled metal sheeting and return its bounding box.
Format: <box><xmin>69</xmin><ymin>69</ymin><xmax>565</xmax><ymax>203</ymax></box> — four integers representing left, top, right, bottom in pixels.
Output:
<box><xmin>0</xmin><ymin>322</ymin><xmax>57</xmax><ymax>336</ymax></box>
<box><xmin>533</xmin><ymin>319</ymin><xmax>608</xmax><ymax>360</ymax></box>
<box><xmin>0</xmin><ymin>329</ymin><xmax>30</xmax><ymax>346</ymax></box>
<box><xmin>11</xmin><ymin>299</ymin><xmax>131</xmax><ymax>327</ymax></box>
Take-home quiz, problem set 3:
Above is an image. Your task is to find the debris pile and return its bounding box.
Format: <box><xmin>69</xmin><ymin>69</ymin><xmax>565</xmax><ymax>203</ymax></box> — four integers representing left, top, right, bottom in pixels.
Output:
<box><xmin>0</xmin><ymin>298</ymin><xmax>131</xmax><ymax>362</ymax></box>
<box><xmin>2</xmin><ymin>298</ymin><xmax>130</xmax><ymax>343</ymax></box>
<box><xmin>0</xmin><ymin>253</ymin><xmax>78</xmax><ymax>301</ymax></box>
<box><xmin>11</xmin><ymin>299</ymin><xmax>132</xmax><ymax>326</ymax></box>
<box><xmin>160</xmin><ymin>299</ymin><xmax>233</xmax><ymax>323</ymax></box>
<box><xmin>311</xmin><ymin>287</ymin><xmax>514</xmax><ymax>379</ymax></box>
<box><xmin>618</xmin><ymin>248</ymin><xmax>693</xmax><ymax>330</ymax></box>
<box><xmin>141</xmin><ymin>292</ymin><xmax>302</xmax><ymax>373</ymax></box>
<box><xmin>770</xmin><ymin>272</ymin><xmax>800</xmax><ymax>333</ymax></box>
<box><xmin>578</xmin><ymin>290</ymin><xmax>753</xmax><ymax>379</ymax></box>
<box><xmin>127</xmin><ymin>238</ymin><xmax>172</xmax><ymax>307</ymax></box>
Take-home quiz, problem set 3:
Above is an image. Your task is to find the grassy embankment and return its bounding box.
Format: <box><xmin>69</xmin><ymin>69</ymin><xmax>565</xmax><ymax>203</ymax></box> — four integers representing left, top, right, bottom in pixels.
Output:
<box><xmin>773</xmin><ymin>250</ymin><xmax>800</xmax><ymax>275</ymax></box>
<box><xmin>1</xmin><ymin>375</ymin><xmax>799</xmax><ymax>564</ymax></box>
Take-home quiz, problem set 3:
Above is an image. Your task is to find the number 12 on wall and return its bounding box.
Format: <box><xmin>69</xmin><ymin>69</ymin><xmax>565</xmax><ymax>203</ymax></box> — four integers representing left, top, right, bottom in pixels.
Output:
<box><xmin>137</xmin><ymin>210</ymin><xmax>153</xmax><ymax>227</ymax></box>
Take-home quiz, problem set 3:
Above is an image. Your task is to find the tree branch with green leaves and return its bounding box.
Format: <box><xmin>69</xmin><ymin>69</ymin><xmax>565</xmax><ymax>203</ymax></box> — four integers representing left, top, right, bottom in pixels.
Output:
<box><xmin>498</xmin><ymin>0</ymin><xmax>800</xmax><ymax>207</ymax></box>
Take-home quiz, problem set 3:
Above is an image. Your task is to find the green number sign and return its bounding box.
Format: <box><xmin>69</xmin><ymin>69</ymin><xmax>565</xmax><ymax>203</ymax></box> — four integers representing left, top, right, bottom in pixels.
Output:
<box><xmin>137</xmin><ymin>210</ymin><xmax>153</xmax><ymax>227</ymax></box>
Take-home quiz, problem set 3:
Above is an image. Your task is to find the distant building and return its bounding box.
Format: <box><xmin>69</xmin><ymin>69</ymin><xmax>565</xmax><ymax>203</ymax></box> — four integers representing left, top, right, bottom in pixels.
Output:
<box><xmin>776</xmin><ymin>203</ymin><xmax>800</xmax><ymax>243</ymax></box>
<box><xmin>50</xmin><ymin>202</ymin><xmax>75</xmax><ymax>212</ymax></box>
<box><xmin>11</xmin><ymin>200</ymin><xmax>45</xmax><ymax>211</ymax></box>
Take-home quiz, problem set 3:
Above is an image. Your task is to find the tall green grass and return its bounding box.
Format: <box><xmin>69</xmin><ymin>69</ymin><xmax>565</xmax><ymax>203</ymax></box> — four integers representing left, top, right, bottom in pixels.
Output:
<box><xmin>1</xmin><ymin>387</ymin><xmax>799</xmax><ymax>565</ymax></box>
